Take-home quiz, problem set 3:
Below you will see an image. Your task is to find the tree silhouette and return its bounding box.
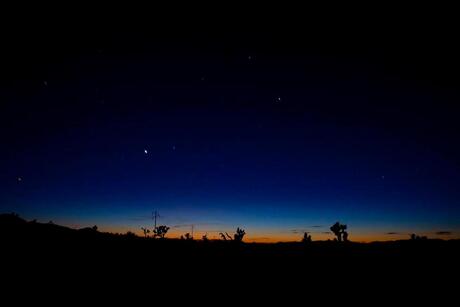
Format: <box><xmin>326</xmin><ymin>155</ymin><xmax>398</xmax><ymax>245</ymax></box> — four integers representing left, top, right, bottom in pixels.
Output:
<box><xmin>219</xmin><ymin>228</ymin><xmax>246</xmax><ymax>242</ymax></box>
<box><xmin>141</xmin><ymin>227</ymin><xmax>150</xmax><ymax>238</ymax></box>
<box><xmin>302</xmin><ymin>232</ymin><xmax>312</xmax><ymax>243</ymax></box>
<box><xmin>234</xmin><ymin>227</ymin><xmax>246</xmax><ymax>242</ymax></box>
<box><xmin>219</xmin><ymin>232</ymin><xmax>232</xmax><ymax>241</ymax></box>
<box><xmin>330</xmin><ymin>222</ymin><xmax>349</xmax><ymax>242</ymax></box>
<box><xmin>153</xmin><ymin>225</ymin><xmax>170</xmax><ymax>239</ymax></box>
<box><xmin>342</xmin><ymin>230</ymin><xmax>348</xmax><ymax>242</ymax></box>
<box><xmin>202</xmin><ymin>233</ymin><xmax>208</xmax><ymax>242</ymax></box>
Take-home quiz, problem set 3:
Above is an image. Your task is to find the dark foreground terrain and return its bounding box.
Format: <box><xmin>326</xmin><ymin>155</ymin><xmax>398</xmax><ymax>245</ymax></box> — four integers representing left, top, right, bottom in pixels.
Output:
<box><xmin>2</xmin><ymin>213</ymin><xmax>459</xmax><ymax>299</ymax></box>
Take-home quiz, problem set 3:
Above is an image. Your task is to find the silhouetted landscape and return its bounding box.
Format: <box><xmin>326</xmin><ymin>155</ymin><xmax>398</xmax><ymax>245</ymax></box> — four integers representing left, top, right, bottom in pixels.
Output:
<box><xmin>3</xmin><ymin>213</ymin><xmax>459</xmax><ymax>275</ymax></box>
<box><xmin>2</xmin><ymin>8</ymin><xmax>460</xmax><ymax>300</ymax></box>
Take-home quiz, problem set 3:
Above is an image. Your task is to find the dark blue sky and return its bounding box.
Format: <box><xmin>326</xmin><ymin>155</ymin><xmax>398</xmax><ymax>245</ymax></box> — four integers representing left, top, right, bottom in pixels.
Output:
<box><xmin>1</xmin><ymin>18</ymin><xmax>459</xmax><ymax>241</ymax></box>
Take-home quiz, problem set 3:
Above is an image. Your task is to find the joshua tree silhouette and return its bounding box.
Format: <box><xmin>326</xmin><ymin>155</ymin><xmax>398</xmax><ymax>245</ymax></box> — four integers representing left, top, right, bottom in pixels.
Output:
<box><xmin>342</xmin><ymin>230</ymin><xmax>348</xmax><ymax>242</ymax></box>
<box><xmin>153</xmin><ymin>225</ymin><xmax>170</xmax><ymax>239</ymax></box>
<box><xmin>302</xmin><ymin>232</ymin><xmax>312</xmax><ymax>243</ymax></box>
<box><xmin>141</xmin><ymin>227</ymin><xmax>150</xmax><ymax>238</ymax></box>
<box><xmin>219</xmin><ymin>232</ymin><xmax>233</xmax><ymax>241</ymax></box>
<box><xmin>219</xmin><ymin>228</ymin><xmax>246</xmax><ymax>242</ymax></box>
<box><xmin>330</xmin><ymin>222</ymin><xmax>349</xmax><ymax>242</ymax></box>
<box><xmin>234</xmin><ymin>227</ymin><xmax>246</xmax><ymax>242</ymax></box>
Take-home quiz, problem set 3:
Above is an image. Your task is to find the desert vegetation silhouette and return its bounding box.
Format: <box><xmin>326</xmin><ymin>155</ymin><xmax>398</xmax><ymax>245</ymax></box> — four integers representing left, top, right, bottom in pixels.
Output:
<box><xmin>330</xmin><ymin>222</ymin><xmax>349</xmax><ymax>242</ymax></box>
<box><xmin>302</xmin><ymin>232</ymin><xmax>312</xmax><ymax>243</ymax></box>
<box><xmin>218</xmin><ymin>227</ymin><xmax>246</xmax><ymax>242</ymax></box>
<box><xmin>153</xmin><ymin>225</ymin><xmax>170</xmax><ymax>239</ymax></box>
<box><xmin>2</xmin><ymin>212</ymin><xmax>458</xmax><ymax>265</ymax></box>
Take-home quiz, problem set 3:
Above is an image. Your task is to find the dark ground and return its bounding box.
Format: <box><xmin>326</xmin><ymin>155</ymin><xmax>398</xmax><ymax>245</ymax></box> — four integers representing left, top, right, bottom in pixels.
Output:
<box><xmin>2</xmin><ymin>213</ymin><xmax>459</xmax><ymax>300</ymax></box>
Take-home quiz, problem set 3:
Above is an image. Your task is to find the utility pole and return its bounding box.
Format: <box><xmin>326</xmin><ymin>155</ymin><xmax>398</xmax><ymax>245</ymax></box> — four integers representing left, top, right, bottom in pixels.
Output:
<box><xmin>152</xmin><ymin>211</ymin><xmax>160</xmax><ymax>229</ymax></box>
<box><xmin>191</xmin><ymin>224</ymin><xmax>194</xmax><ymax>239</ymax></box>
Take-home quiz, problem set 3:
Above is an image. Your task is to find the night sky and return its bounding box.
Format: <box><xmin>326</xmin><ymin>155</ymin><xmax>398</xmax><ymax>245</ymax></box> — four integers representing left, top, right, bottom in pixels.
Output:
<box><xmin>1</xmin><ymin>15</ymin><xmax>459</xmax><ymax>241</ymax></box>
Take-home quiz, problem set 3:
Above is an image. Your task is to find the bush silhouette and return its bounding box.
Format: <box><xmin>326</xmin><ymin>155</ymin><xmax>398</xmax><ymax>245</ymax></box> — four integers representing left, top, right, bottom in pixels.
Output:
<box><xmin>153</xmin><ymin>225</ymin><xmax>170</xmax><ymax>239</ymax></box>
<box><xmin>181</xmin><ymin>232</ymin><xmax>193</xmax><ymax>240</ymax></box>
<box><xmin>234</xmin><ymin>227</ymin><xmax>246</xmax><ymax>242</ymax></box>
<box><xmin>126</xmin><ymin>231</ymin><xmax>136</xmax><ymax>238</ymax></box>
<box><xmin>219</xmin><ymin>232</ymin><xmax>232</xmax><ymax>241</ymax></box>
<box><xmin>302</xmin><ymin>232</ymin><xmax>312</xmax><ymax>243</ymax></box>
<box><xmin>410</xmin><ymin>233</ymin><xmax>428</xmax><ymax>240</ymax></box>
<box><xmin>219</xmin><ymin>228</ymin><xmax>246</xmax><ymax>242</ymax></box>
<box><xmin>141</xmin><ymin>227</ymin><xmax>150</xmax><ymax>238</ymax></box>
<box><xmin>330</xmin><ymin>222</ymin><xmax>349</xmax><ymax>242</ymax></box>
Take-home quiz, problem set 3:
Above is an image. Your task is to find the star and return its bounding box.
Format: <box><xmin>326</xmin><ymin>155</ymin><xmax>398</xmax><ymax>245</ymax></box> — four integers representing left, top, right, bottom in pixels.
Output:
<box><xmin>275</xmin><ymin>96</ymin><xmax>282</xmax><ymax>103</ymax></box>
<box><xmin>43</xmin><ymin>80</ymin><xmax>48</xmax><ymax>86</ymax></box>
<box><xmin>144</xmin><ymin>149</ymin><xmax>148</xmax><ymax>155</ymax></box>
<box><xmin>172</xmin><ymin>145</ymin><xmax>176</xmax><ymax>151</ymax></box>
<box><xmin>381</xmin><ymin>175</ymin><xmax>385</xmax><ymax>180</ymax></box>
<box><xmin>17</xmin><ymin>177</ymin><xmax>22</xmax><ymax>182</ymax></box>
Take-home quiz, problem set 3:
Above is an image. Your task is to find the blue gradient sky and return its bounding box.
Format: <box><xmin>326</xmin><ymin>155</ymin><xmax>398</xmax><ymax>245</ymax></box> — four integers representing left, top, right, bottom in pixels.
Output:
<box><xmin>1</xmin><ymin>25</ymin><xmax>459</xmax><ymax>241</ymax></box>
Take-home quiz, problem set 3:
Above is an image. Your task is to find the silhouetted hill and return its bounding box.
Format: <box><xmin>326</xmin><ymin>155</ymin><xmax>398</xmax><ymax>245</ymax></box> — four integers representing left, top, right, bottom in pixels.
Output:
<box><xmin>2</xmin><ymin>213</ymin><xmax>459</xmax><ymax>297</ymax></box>
<box><xmin>2</xmin><ymin>213</ymin><xmax>459</xmax><ymax>262</ymax></box>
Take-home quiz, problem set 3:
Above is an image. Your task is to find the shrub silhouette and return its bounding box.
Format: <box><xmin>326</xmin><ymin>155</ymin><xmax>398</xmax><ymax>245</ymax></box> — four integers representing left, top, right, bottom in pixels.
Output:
<box><xmin>126</xmin><ymin>231</ymin><xmax>136</xmax><ymax>238</ymax></box>
<box><xmin>234</xmin><ymin>227</ymin><xmax>246</xmax><ymax>242</ymax></box>
<box><xmin>181</xmin><ymin>232</ymin><xmax>193</xmax><ymax>240</ymax></box>
<box><xmin>153</xmin><ymin>225</ymin><xmax>170</xmax><ymax>239</ymax></box>
<box><xmin>219</xmin><ymin>232</ymin><xmax>232</xmax><ymax>241</ymax></box>
<box><xmin>302</xmin><ymin>232</ymin><xmax>312</xmax><ymax>243</ymax></box>
<box><xmin>410</xmin><ymin>233</ymin><xmax>428</xmax><ymax>240</ymax></box>
<box><xmin>330</xmin><ymin>222</ymin><xmax>349</xmax><ymax>242</ymax></box>
<box><xmin>141</xmin><ymin>227</ymin><xmax>150</xmax><ymax>238</ymax></box>
<box><xmin>202</xmin><ymin>233</ymin><xmax>208</xmax><ymax>242</ymax></box>
<box><xmin>219</xmin><ymin>228</ymin><xmax>246</xmax><ymax>242</ymax></box>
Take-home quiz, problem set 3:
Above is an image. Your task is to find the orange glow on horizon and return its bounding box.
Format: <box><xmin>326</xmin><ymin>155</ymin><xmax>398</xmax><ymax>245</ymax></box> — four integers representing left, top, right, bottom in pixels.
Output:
<box><xmin>94</xmin><ymin>226</ymin><xmax>460</xmax><ymax>243</ymax></box>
